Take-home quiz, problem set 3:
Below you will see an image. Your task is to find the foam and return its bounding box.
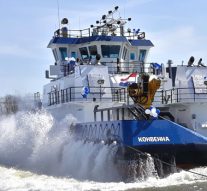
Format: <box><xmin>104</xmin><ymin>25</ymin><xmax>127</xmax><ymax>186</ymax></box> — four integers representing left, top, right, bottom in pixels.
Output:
<box><xmin>0</xmin><ymin>166</ymin><xmax>207</xmax><ymax>191</ymax></box>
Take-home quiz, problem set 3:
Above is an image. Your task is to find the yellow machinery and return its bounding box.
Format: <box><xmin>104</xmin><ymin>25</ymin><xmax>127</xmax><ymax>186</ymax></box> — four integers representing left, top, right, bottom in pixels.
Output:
<box><xmin>128</xmin><ymin>74</ymin><xmax>161</xmax><ymax>108</ymax></box>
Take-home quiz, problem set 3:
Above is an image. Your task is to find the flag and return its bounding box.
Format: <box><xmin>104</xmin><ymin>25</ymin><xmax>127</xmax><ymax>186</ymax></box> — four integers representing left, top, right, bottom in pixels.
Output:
<box><xmin>119</xmin><ymin>73</ymin><xmax>137</xmax><ymax>86</ymax></box>
<box><xmin>120</xmin><ymin>73</ymin><xmax>137</xmax><ymax>81</ymax></box>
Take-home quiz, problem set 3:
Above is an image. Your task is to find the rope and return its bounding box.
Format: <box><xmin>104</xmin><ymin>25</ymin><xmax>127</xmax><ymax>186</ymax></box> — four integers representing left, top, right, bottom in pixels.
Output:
<box><xmin>126</xmin><ymin>145</ymin><xmax>207</xmax><ymax>179</ymax></box>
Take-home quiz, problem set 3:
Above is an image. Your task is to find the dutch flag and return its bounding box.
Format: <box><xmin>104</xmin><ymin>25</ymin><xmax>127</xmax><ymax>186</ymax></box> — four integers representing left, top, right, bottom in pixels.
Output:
<box><xmin>119</xmin><ymin>73</ymin><xmax>137</xmax><ymax>86</ymax></box>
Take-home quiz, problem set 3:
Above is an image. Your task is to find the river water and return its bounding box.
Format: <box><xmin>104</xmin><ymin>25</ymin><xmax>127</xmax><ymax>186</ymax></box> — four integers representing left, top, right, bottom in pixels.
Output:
<box><xmin>0</xmin><ymin>110</ymin><xmax>207</xmax><ymax>191</ymax></box>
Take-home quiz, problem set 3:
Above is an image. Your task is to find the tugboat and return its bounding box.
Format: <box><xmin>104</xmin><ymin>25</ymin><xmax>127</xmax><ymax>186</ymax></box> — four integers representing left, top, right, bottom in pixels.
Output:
<box><xmin>41</xmin><ymin>6</ymin><xmax>207</xmax><ymax>178</ymax></box>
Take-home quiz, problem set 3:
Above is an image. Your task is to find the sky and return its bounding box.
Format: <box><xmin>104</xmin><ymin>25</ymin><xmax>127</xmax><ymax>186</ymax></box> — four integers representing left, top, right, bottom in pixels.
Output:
<box><xmin>0</xmin><ymin>0</ymin><xmax>207</xmax><ymax>97</ymax></box>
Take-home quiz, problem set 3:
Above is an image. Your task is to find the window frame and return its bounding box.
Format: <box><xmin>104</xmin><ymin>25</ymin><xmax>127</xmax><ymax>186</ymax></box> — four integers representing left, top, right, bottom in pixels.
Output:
<box><xmin>59</xmin><ymin>47</ymin><xmax>68</xmax><ymax>61</ymax></box>
<box><xmin>89</xmin><ymin>45</ymin><xmax>98</xmax><ymax>59</ymax></box>
<box><xmin>130</xmin><ymin>52</ymin><xmax>136</xmax><ymax>60</ymax></box>
<box><xmin>101</xmin><ymin>45</ymin><xmax>120</xmax><ymax>58</ymax></box>
<box><xmin>79</xmin><ymin>47</ymin><xmax>89</xmax><ymax>60</ymax></box>
<box><xmin>71</xmin><ymin>51</ymin><xmax>77</xmax><ymax>59</ymax></box>
<box><xmin>52</xmin><ymin>49</ymin><xmax>58</xmax><ymax>61</ymax></box>
<box><xmin>139</xmin><ymin>49</ymin><xmax>147</xmax><ymax>62</ymax></box>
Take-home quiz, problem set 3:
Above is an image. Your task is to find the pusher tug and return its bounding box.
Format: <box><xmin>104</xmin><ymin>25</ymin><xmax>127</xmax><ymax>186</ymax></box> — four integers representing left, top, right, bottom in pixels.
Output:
<box><xmin>40</xmin><ymin>6</ymin><xmax>207</xmax><ymax>178</ymax></box>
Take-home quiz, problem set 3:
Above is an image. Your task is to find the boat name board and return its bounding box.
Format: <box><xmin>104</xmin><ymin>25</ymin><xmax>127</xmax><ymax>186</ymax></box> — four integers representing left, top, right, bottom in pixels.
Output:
<box><xmin>138</xmin><ymin>136</ymin><xmax>170</xmax><ymax>142</ymax></box>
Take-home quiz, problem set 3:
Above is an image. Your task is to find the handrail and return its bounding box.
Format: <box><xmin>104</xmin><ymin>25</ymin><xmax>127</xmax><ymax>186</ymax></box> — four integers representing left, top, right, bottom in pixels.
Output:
<box><xmin>93</xmin><ymin>103</ymin><xmax>148</xmax><ymax>122</ymax></box>
<box><xmin>54</xmin><ymin>27</ymin><xmax>146</xmax><ymax>40</ymax></box>
<box><xmin>54</xmin><ymin>28</ymin><xmax>91</xmax><ymax>38</ymax></box>
<box><xmin>60</xmin><ymin>61</ymin><xmax>152</xmax><ymax>77</ymax></box>
<box><xmin>48</xmin><ymin>86</ymin><xmax>127</xmax><ymax>106</ymax></box>
<box><xmin>155</xmin><ymin>87</ymin><xmax>207</xmax><ymax>104</ymax></box>
<box><xmin>47</xmin><ymin>85</ymin><xmax>207</xmax><ymax>107</ymax></box>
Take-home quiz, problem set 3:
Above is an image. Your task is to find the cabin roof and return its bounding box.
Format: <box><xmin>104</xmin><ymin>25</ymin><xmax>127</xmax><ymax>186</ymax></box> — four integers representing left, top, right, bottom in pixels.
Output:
<box><xmin>129</xmin><ymin>39</ymin><xmax>154</xmax><ymax>46</ymax></box>
<box><xmin>48</xmin><ymin>35</ymin><xmax>154</xmax><ymax>47</ymax></box>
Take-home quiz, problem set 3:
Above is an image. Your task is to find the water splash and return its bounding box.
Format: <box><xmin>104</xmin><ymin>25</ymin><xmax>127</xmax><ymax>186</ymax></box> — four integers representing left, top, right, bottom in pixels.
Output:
<box><xmin>0</xmin><ymin>110</ymin><xmax>121</xmax><ymax>181</ymax></box>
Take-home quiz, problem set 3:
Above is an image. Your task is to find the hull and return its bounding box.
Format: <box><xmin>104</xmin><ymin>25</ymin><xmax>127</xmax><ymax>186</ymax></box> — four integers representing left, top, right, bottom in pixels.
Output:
<box><xmin>73</xmin><ymin>119</ymin><xmax>207</xmax><ymax>175</ymax></box>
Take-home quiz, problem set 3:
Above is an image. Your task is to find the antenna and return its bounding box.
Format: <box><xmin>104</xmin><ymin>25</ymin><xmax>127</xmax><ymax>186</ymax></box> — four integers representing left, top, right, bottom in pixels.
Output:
<box><xmin>89</xmin><ymin>6</ymin><xmax>143</xmax><ymax>38</ymax></box>
<box><xmin>57</xmin><ymin>0</ymin><xmax>61</xmax><ymax>29</ymax></box>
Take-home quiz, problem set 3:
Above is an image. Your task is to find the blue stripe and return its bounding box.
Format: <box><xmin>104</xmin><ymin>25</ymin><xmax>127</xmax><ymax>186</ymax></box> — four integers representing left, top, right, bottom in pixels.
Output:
<box><xmin>48</xmin><ymin>35</ymin><xmax>154</xmax><ymax>47</ymax></box>
<box><xmin>129</xmin><ymin>39</ymin><xmax>154</xmax><ymax>46</ymax></box>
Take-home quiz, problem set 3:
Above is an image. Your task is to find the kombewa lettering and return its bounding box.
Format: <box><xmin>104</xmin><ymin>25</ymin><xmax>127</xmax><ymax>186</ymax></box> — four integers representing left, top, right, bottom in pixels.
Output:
<box><xmin>138</xmin><ymin>136</ymin><xmax>170</xmax><ymax>142</ymax></box>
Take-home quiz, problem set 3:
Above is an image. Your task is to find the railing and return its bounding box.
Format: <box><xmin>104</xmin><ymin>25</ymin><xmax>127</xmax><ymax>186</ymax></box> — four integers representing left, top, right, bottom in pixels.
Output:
<box><xmin>100</xmin><ymin>61</ymin><xmax>152</xmax><ymax>74</ymax></box>
<box><xmin>48</xmin><ymin>86</ymin><xmax>127</xmax><ymax>106</ymax></box>
<box><xmin>104</xmin><ymin>61</ymin><xmax>143</xmax><ymax>74</ymax></box>
<box><xmin>54</xmin><ymin>28</ymin><xmax>91</xmax><ymax>38</ymax></box>
<box><xmin>53</xmin><ymin>27</ymin><xmax>145</xmax><ymax>40</ymax></box>
<box><xmin>48</xmin><ymin>85</ymin><xmax>207</xmax><ymax>107</ymax></box>
<box><xmin>93</xmin><ymin>104</ymin><xmax>148</xmax><ymax>122</ymax></box>
<box><xmin>60</xmin><ymin>61</ymin><xmax>153</xmax><ymax>77</ymax></box>
<box><xmin>154</xmin><ymin>87</ymin><xmax>207</xmax><ymax>104</ymax></box>
<box><xmin>62</xmin><ymin>64</ymin><xmax>74</xmax><ymax>76</ymax></box>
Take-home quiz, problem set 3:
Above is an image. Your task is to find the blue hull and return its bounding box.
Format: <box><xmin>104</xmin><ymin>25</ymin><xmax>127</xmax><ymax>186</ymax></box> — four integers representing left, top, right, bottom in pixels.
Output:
<box><xmin>74</xmin><ymin>119</ymin><xmax>207</xmax><ymax>168</ymax></box>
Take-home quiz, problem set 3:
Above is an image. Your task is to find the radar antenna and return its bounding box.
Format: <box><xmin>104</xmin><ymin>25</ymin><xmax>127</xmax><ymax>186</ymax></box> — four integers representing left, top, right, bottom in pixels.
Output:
<box><xmin>90</xmin><ymin>6</ymin><xmax>132</xmax><ymax>37</ymax></box>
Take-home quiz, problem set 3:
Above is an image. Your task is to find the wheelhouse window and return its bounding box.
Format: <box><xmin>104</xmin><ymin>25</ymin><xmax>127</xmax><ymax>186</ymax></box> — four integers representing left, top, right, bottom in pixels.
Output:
<box><xmin>130</xmin><ymin>52</ymin><xmax>135</xmax><ymax>60</ymax></box>
<box><xmin>89</xmin><ymin>45</ymin><xmax>98</xmax><ymax>59</ymax></box>
<box><xmin>59</xmin><ymin>47</ymin><xmax>67</xmax><ymax>61</ymax></box>
<box><xmin>71</xmin><ymin>51</ymin><xmax>77</xmax><ymax>59</ymax></box>
<box><xmin>101</xmin><ymin>45</ymin><xmax>120</xmax><ymax>58</ymax></box>
<box><xmin>79</xmin><ymin>47</ymin><xmax>89</xmax><ymax>59</ymax></box>
<box><xmin>52</xmin><ymin>49</ymin><xmax>58</xmax><ymax>61</ymax></box>
<box><xmin>139</xmin><ymin>49</ymin><xmax>147</xmax><ymax>62</ymax></box>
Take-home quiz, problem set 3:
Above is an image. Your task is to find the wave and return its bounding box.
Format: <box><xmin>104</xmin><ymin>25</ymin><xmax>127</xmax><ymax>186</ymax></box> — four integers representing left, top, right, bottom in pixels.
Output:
<box><xmin>0</xmin><ymin>110</ymin><xmax>120</xmax><ymax>181</ymax></box>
